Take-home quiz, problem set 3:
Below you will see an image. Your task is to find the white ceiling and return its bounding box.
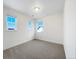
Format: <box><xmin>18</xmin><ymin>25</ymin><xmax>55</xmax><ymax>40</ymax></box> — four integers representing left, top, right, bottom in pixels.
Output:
<box><xmin>3</xmin><ymin>0</ymin><xmax>65</xmax><ymax>18</ymax></box>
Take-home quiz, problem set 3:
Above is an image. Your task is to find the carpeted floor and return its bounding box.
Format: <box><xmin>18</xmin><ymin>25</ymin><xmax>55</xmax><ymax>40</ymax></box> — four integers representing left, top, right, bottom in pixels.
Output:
<box><xmin>3</xmin><ymin>39</ymin><xmax>66</xmax><ymax>59</ymax></box>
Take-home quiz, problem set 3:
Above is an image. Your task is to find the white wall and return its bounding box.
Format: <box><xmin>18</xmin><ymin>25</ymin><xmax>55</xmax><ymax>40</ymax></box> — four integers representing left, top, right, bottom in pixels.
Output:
<box><xmin>35</xmin><ymin>13</ymin><xmax>64</xmax><ymax>44</ymax></box>
<box><xmin>3</xmin><ymin>6</ymin><xmax>34</xmax><ymax>50</ymax></box>
<box><xmin>64</xmin><ymin>0</ymin><xmax>76</xmax><ymax>59</ymax></box>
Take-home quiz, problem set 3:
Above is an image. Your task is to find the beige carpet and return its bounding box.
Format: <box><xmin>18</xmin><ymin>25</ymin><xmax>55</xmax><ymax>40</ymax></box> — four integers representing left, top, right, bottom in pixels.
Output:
<box><xmin>3</xmin><ymin>39</ymin><xmax>66</xmax><ymax>59</ymax></box>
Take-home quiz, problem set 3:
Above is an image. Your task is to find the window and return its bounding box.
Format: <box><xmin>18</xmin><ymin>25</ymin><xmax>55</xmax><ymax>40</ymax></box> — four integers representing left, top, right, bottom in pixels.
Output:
<box><xmin>36</xmin><ymin>20</ymin><xmax>44</xmax><ymax>32</ymax></box>
<box><xmin>28</xmin><ymin>20</ymin><xmax>32</xmax><ymax>31</ymax></box>
<box><xmin>27</xmin><ymin>20</ymin><xmax>44</xmax><ymax>32</ymax></box>
<box><xmin>6</xmin><ymin>16</ymin><xmax>16</xmax><ymax>30</ymax></box>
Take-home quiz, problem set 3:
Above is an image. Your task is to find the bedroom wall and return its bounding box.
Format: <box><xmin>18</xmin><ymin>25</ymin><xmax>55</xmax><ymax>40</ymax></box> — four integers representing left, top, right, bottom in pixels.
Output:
<box><xmin>35</xmin><ymin>13</ymin><xmax>64</xmax><ymax>44</ymax></box>
<box><xmin>3</xmin><ymin>6</ymin><xmax>34</xmax><ymax>50</ymax></box>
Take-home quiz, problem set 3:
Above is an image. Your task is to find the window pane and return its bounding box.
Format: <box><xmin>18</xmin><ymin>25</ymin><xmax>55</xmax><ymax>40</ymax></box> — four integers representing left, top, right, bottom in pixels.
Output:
<box><xmin>36</xmin><ymin>20</ymin><xmax>44</xmax><ymax>32</ymax></box>
<box><xmin>28</xmin><ymin>20</ymin><xmax>32</xmax><ymax>31</ymax></box>
<box><xmin>6</xmin><ymin>16</ymin><xmax>16</xmax><ymax>30</ymax></box>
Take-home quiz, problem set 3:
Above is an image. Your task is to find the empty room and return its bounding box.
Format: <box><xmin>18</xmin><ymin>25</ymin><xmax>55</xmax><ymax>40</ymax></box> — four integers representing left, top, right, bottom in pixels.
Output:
<box><xmin>3</xmin><ymin>0</ymin><xmax>76</xmax><ymax>59</ymax></box>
